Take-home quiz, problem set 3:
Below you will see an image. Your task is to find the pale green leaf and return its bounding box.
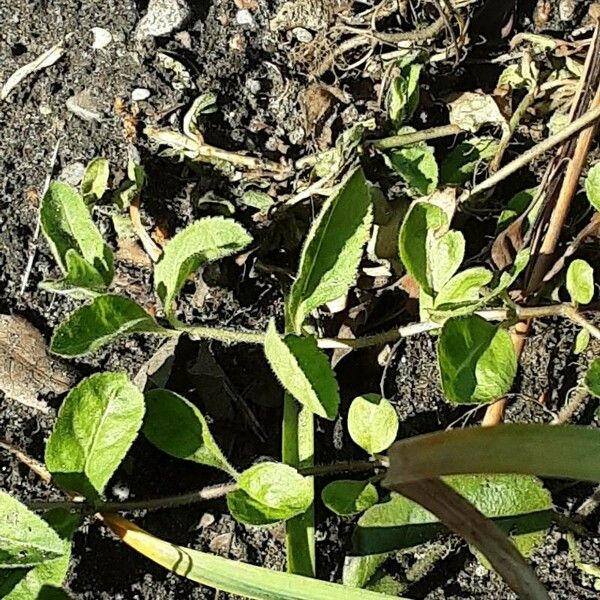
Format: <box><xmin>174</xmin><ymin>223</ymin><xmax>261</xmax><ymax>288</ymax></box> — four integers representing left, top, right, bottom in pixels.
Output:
<box><xmin>264</xmin><ymin>320</ymin><xmax>339</xmax><ymax>419</ymax></box>
<box><xmin>435</xmin><ymin>267</ymin><xmax>493</xmax><ymax>308</ymax></box>
<box><xmin>574</xmin><ymin>329</ymin><xmax>590</xmax><ymax>355</ymax></box>
<box><xmin>438</xmin><ymin>315</ymin><xmax>517</xmax><ymax>404</ymax></box>
<box><xmin>81</xmin><ymin>157</ymin><xmax>109</xmax><ymax>205</ymax></box>
<box><xmin>430</xmin><ymin>230</ymin><xmax>465</xmax><ymax>292</ymax></box>
<box><xmin>348</xmin><ymin>394</ymin><xmax>398</xmax><ymax>454</ymax></box>
<box><xmin>322</xmin><ymin>480</ymin><xmax>378</xmax><ymax>516</ymax></box>
<box><xmin>287</xmin><ymin>168</ymin><xmax>373</xmax><ymax>332</ymax></box>
<box><xmin>41</xmin><ymin>181</ymin><xmax>113</xmax><ymax>286</ymax></box>
<box><xmin>143</xmin><ymin>389</ymin><xmax>236</xmax><ymax>477</ymax></box>
<box><xmin>440</xmin><ymin>137</ymin><xmax>499</xmax><ymax>186</ymax></box>
<box><xmin>51</xmin><ymin>294</ymin><xmax>169</xmax><ymax>357</ymax></box>
<box><xmin>40</xmin><ymin>249</ymin><xmax>106</xmax><ymax>299</ymax></box>
<box><xmin>585</xmin><ymin>358</ymin><xmax>600</xmax><ymax>398</ymax></box>
<box><xmin>240</xmin><ymin>190</ymin><xmax>274</xmax><ymax>213</ymax></box>
<box><xmin>566</xmin><ymin>259</ymin><xmax>595</xmax><ymax>305</ymax></box>
<box><xmin>104</xmin><ymin>513</ymin><xmax>404</xmax><ymax>599</ymax></box>
<box><xmin>227</xmin><ymin>490</ymin><xmax>283</xmax><ymax>527</ymax></box>
<box><xmin>448</xmin><ymin>92</ymin><xmax>507</xmax><ymax>134</ymax></box>
<box><xmin>45</xmin><ymin>372</ymin><xmax>145</xmax><ymax>499</ymax></box>
<box><xmin>0</xmin><ymin>492</ymin><xmax>65</xmax><ymax>568</ymax></box>
<box><xmin>386</xmin><ymin>141</ymin><xmax>438</xmax><ymax>197</ymax></box>
<box><xmin>0</xmin><ymin>509</ymin><xmax>78</xmax><ymax>599</ymax></box>
<box><xmin>154</xmin><ymin>217</ymin><xmax>251</xmax><ymax>319</ymax></box>
<box><xmin>354</xmin><ymin>475</ymin><xmax>551</xmax><ymax>556</ymax></box>
<box><xmin>585</xmin><ymin>163</ymin><xmax>600</xmax><ymax>212</ymax></box>
<box><xmin>342</xmin><ymin>554</ymin><xmax>388</xmax><ymax>589</ymax></box>
<box><xmin>387</xmin><ymin>63</ymin><xmax>421</xmax><ymax>126</ymax></box>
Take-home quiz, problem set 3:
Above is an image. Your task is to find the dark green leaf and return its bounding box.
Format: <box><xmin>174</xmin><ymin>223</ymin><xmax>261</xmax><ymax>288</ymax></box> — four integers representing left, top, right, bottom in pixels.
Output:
<box><xmin>45</xmin><ymin>372</ymin><xmax>145</xmax><ymax>499</ymax></box>
<box><xmin>143</xmin><ymin>389</ymin><xmax>236</xmax><ymax>477</ymax></box>
<box><xmin>386</xmin><ymin>141</ymin><xmax>438</xmax><ymax>197</ymax></box>
<box><xmin>226</xmin><ymin>490</ymin><xmax>283</xmax><ymax>527</ymax></box>
<box><xmin>438</xmin><ymin>315</ymin><xmax>517</xmax><ymax>404</ymax></box>
<box><xmin>585</xmin><ymin>359</ymin><xmax>600</xmax><ymax>398</ymax></box>
<box><xmin>440</xmin><ymin>137</ymin><xmax>499</xmax><ymax>186</ymax></box>
<box><xmin>322</xmin><ymin>480</ymin><xmax>378</xmax><ymax>516</ymax></box>
<box><xmin>40</xmin><ymin>249</ymin><xmax>107</xmax><ymax>298</ymax></box>
<box><xmin>287</xmin><ymin>168</ymin><xmax>373</xmax><ymax>332</ymax></box>
<box><xmin>348</xmin><ymin>394</ymin><xmax>398</xmax><ymax>454</ymax></box>
<box><xmin>387</xmin><ymin>63</ymin><xmax>421</xmax><ymax>126</ymax></box>
<box><xmin>51</xmin><ymin>294</ymin><xmax>169</xmax><ymax>357</ymax></box>
<box><xmin>264</xmin><ymin>321</ymin><xmax>339</xmax><ymax>419</ymax></box>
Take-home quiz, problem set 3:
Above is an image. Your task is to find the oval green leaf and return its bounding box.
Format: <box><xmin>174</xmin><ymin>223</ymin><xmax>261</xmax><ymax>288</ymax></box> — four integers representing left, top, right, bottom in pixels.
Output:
<box><xmin>227</xmin><ymin>489</ymin><xmax>287</xmax><ymax>527</ymax></box>
<box><xmin>566</xmin><ymin>259</ymin><xmax>594</xmax><ymax>305</ymax></box>
<box><xmin>286</xmin><ymin>168</ymin><xmax>373</xmax><ymax>332</ymax></box>
<box><xmin>348</xmin><ymin>394</ymin><xmax>399</xmax><ymax>454</ymax></box>
<box><xmin>435</xmin><ymin>266</ymin><xmax>493</xmax><ymax>308</ymax></box>
<box><xmin>585</xmin><ymin>162</ymin><xmax>600</xmax><ymax>211</ymax></box>
<box><xmin>81</xmin><ymin>157</ymin><xmax>109</xmax><ymax>206</ymax></box>
<box><xmin>438</xmin><ymin>314</ymin><xmax>517</xmax><ymax>404</ymax></box>
<box><xmin>585</xmin><ymin>358</ymin><xmax>600</xmax><ymax>398</ymax></box>
<box><xmin>143</xmin><ymin>389</ymin><xmax>236</xmax><ymax>477</ymax></box>
<box><xmin>440</xmin><ymin>137</ymin><xmax>499</xmax><ymax>187</ymax></box>
<box><xmin>50</xmin><ymin>294</ymin><xmax>170</xmax><ymax>357</ymax></box>
<box><xmin>387</xmin><ymin>63</ymin><xmax>421</xmax><ymax>126</ymax></box>
<box><xmin>40</xmin><ymin>249</ymin><xmax>107</xmax><ymax>298</ymax></box>
<box><xmin>386</xmin><ymin>142</ymin><xmax>438</xmax><ymax>197</ymax></box>
<box><xmin>322</xmin><ymin>480</ymin><xmax>378</xmax><ymax>516</ymax></box>
<box><xmin>154</xmin><ymin>217</ymin><xmax>251</xmax><ymax>319</ymax></box>
<box><xmin>45</xmin><ymin>372</ymin><xmax>145</xmax><ymax>499</ymax></box>
<box><xmin>264</xmin><ymin>321</ymin><xmax>339</xmax><ymax>419</ymax></box>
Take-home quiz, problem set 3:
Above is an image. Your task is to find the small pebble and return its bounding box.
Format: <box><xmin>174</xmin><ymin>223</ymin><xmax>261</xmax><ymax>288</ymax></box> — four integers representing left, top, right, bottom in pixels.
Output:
<box><xmin>112</xmin><ymin>483</ymin><xmax>130</xmax><ymax>501</ymax></box>
<box><xmin>58</xmin><ymin>162</ymin><xmax>85</xmax><ymax>187</ymax></box>
<box><xmin>292</xmin><ymin>27</ymin><xmax>313</xmax><ymax>43</ymax></box>
<box><xmin>136</xmin><ymin>0</ymin><xmax>191</xmax><ymax>38</ymax></box>
<box><xmin>245</xmin><ymin>79</ymin><xmax>261</xmax><ymax>94</ymax></box>
<box><xmin>209</xmin><ymin>532</ymin><xmax>233</xmax><ymax>554</ymax></box>
<box><xmin>558</xmin><ymin>0</ymin><xmax>576</xmax><ymax>21</ymax></box>
<box><xmin>198</xmin><ymin>513</ymin><xmax>215</xmax><ymax>528</ymax></box>
<box><xmin>91</xmin><ymin>27</ymin><xmax>112</xmax><ymax>49</ymax></box>
<box><xmin>236</xmin><ymin>9</ymin><xmax>255</xmax><ymax>27</ymax></box>
<box><xmin>66</xmin><ymin>91</ymin><xmax>102</xmax><ymax>122</ymax></box>
<box><xmin>131</xmin><ymin>87</ymin><xmax>151</xmax><ymax>101</ymax></box>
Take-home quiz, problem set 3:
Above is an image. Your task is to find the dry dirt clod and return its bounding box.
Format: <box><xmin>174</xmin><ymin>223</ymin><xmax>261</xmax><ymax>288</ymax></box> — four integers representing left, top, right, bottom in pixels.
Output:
<box><xmin>0</xmin><ymin>314</ymin><xmax>76</xmax><ymax>412</ymax></box>
<box><xmin>135</xmin><ymin>0</ymin><xmax>191</xmax><ymax>39</ymax></box>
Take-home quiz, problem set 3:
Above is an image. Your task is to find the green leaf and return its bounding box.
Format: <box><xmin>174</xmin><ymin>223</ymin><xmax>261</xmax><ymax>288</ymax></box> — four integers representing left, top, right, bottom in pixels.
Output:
<box><xmin>398</xmin><ymin>201</ymin><xmax>449</xmax><ymax>296</ymax></box>
<box><xmin>229</xmin><ymin>462</ymin><xmax>313</xmax><ymax>525</ymax></box>
<box><xmin>585</xmin><ymin>163</ymin><xmax>600</xmax><ymax>212</ymax></box>
<box><xmin>104</xmin><ymin>513</ymin><xmax>404</xmax><ymax>600</ymax></box>
<box><xmin>264</xmin><ymin>321</ymin><xmax>339</xmax><ymax>419</ymax></box>
<box><xmin>354</xmin><ymin>475</ymin><xmax>551</xmax><ymax>556</ymax></box>
<box><xmin>322</xmin><ymin>480</ymin><xmax>378</xmax><ymax>516</ymax></box>
<box><xmin>40</xmin><ymin>181</ymin><xmax>113</xmax><ymax>286</ymax></box>
<box><xmin>438</xmin><ymin>315</ymin><xmax>517</xmax><ymax>404</ymax></box>
<box><xmin>585</xmin><ymin>358</ymin><xmax>600</xmax><ymax>398</ymax></box>
<box><xmin>154</xmin><ymin>217</ymin><xmax>251</xmax><ymax>319</ymax></box>
<box><xmin>0</xmin><ymin>493</ymin><xmax>66</xmax><ymax>568</ymax></box>
<box><xmin>385</xmin><ymin>424</ymin><xmax>600</xmax><ymax>484</ymax></box>
<box><xmin>342</xmin><ymin>554</ymin><xmax>389</xmax><ymax>589</ymax></box>
<box><xmin>45</xmin><ymin>372</ymin><xmax>145</xmax><ymax>499</ymax></box>
<box><xmin>40</xmin><ymin>249</ymin><xmax>107</xmax><ymax>299</ymax></box>
<box><xmin>387</xmin><ymin>63</ymin><xmax>421</xmax><ymax>126</ymax></box>
<box><xmin>566</xmin><ymin>259</ymin><xmax>595</xmax><ymax>305</ymax></box>
<box><xmin>430</xmin><ymin>230</ymin><xmax>465</xmax><ymax>293</ymax></box>
<box><xmin>51</xmin><ymin>294</ymin><xmax>169</xmax><ymax>357</ymax></box>
<box><xmin>348</xmin><ymin>394</ymin><xmax>398</xmax><ymax>454</ymax></box>
<box><xmin>386</xmin><ymin>141</ymin><xmax>438</xmax><ymax>197</ymax></box>
<box><xmin>240</xmin><ymin>190</ymin><xmax>274</xmax><ymax>213</ymax></box>
<box><xmin>114</xmin><ymin>159</ymin><xmax>145</xmax><ymax>209</ymax></box>
<box><xmin>143</xmin><ymin>389</ymin><xmax>236</xmax><ymax>477</ymax></box>
<box><xmin>0</xmin><ymin>510</ymin><xmax>78</xmax><ymax>599</ymax></box>
<box><xmin>574</xmin><ymin>329</ymin><xmax>590</xmax><ymax>355</ymax></box>
<box><xmin>497</xmin><ymin>188</ymin><xmax>539</xmax><ymax>232</ymax></box>
<box><xmin>287</xmin><ymin>168</ymin><xmax>373</xmax><ymax>332</ymax></box>
<box><xmin>435</xmin><ymin>267</ymin><xmax>493</xmax><ymax>309</ymax></box>
<box><xmin>440</xmin><ymin>137</ymin><xmax>499</xmax><ymax>186</ymax></box>
<box><xmin>80</xmin><ymin>157</ymin><xmax>109</xmax><ymax>205</ymax></box>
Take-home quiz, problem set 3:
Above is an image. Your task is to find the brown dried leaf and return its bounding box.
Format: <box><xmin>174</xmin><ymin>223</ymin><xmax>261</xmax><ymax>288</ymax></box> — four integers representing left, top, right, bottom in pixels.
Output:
<box><xmin>0</xmin><ymin>315</ymin><xmax>76</xmax><ymax>412</ymax></box>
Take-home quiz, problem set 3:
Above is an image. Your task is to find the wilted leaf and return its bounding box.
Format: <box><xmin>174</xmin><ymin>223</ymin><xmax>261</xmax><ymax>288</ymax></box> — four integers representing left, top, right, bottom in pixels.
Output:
<box><xmin>0</xmin><ymin>315</ymin><xmax>75</xmax><ymax>412</ymax></box>
<box><xmin>51</xmin><ymin>295</ymin><xmax>169</xmax><ymax>357</ymax></box>
<box><xmin>440</xmin><ymin>137</ymin><xmax>499</xmax><ymax>186</ymax></box>
<box><xmin>348</xmin><ymin>394</ymin><xmax>398</xmax><ymax>454</ymax></box>
<box><xmin>566</xmin><ymin>259</ymin><xmax>595</xmax><ymax>305</ymax></box>
<box><xmin>448</xmin><ymin>92</ymin><xmax>508</xmax><ymax>134</ymax></box>
<box><xmin>41</xmin><ymin>181</ymin><xmax>113</xmax><ymax>287</ymax></box>
<box><xmin>81</xmin><ymin>157</ymin><xmax>109</xmax><ymax>205</ymax></box>
<box><xmin>264</xmin><ymin>320</ymin><xmax>339</xmax><ymax>419</ymax></box>
<box><xmin>353</xmin><ymin>475</ymin><xmax>551</xmax><ymax>556</ymax></box>
<box><xmin>154</xmin><ymin>217</ymin><xmax>252</xmax><ymax>319</ymax></box>
<box><xmin>287</xmin><ymin>168</ymin><xmax>373</xmax><ymax>332</ymax></box>
<box><xmin>586</xmin><ymin>163</ymin><xmax>600</xmax><ymax>212</ymax></box>
<box><xmin>585</xmin><ymin>359</ymin><xmax>600</xmax><ymax>398</ymax></box>
<box><xmin>322</xmin><ymin>480</ymin><xmax>378</xmax><ymax>516</ymax></box>
<box><xmin>0</xmin><ymin>492</ymin><xmax>66</xmax><ymax>568</ymax></box>
<box><xmin>45</xmin><ymin>372</ymin><xmax>145</xmax><ymax>499</ymax></box>
<box><xmin>438</xmin><ymin>315</ymin><xmax>517</xmax><ymax>404</ymax></box>
<box><xmin>387</xmin><ymin>63</ymin><xmax>421</xmax><ymax>126</ymax></box>
<box><xmin>385</xmin><ymin>140</ymin><xmax>438</xmax><ymax>197</ymax></box>
<box><xmin>143</xmin><ymin>389</ymin><xmax>236</xmax><ymax>477</ymax></box>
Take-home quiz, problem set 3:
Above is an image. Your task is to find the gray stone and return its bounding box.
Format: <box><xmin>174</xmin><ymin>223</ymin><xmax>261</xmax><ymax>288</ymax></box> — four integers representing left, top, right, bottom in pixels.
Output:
<box><xmin>136</xmin><ymin>0</ymin><xmax>191</xmax><ymax>39</ymax></box>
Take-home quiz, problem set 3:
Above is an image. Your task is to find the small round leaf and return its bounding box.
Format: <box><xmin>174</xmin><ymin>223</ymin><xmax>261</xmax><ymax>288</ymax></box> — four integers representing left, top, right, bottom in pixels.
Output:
<box><xmin>585</xmin><ymin>358</ymin><xmax>600</xmax><ymax>398</ymax></box>
<box><xmin>348</xmin><ymin>394</ymin><xmax>399</xmax><ymax>454</ymax></box>
<box><xmin>585</xmin><ymin>163</ymin><xmax>600</xmax><ymax>212</ymax></box>
<box><xmin>322</xmin><ymin>480</ymin><xmax>378</xmax><ymax>516</ymax></box>
<box><xmin>566</xmin><ymin>259</ymin><xmax>595</xmax><ymax>305</ymax></box>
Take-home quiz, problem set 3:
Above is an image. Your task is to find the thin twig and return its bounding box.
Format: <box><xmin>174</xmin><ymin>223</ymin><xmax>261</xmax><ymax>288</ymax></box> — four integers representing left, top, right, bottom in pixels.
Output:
<box><xmin>0</xmin><ymin>439</ymin><xmax>51</xmax><ymax>483</ymax></box>
<box><xmin>369</xmin><ymin>123</ymin><xmax>465</xmax><ymax>151</ymax></box>
<box><xmin>551</xmin><ymin>385</ymin><xmax>589</xmax><ymax>425</ymax></box>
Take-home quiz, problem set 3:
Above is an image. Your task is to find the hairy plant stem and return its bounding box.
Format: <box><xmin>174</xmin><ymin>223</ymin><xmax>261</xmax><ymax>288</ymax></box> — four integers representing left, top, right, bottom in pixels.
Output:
<box><xmin>369</xmin><ymin>123</ymin><xmax>465</xmax><ymax>151</ymax></box>
<box><xmin>552</xmin><ymin>384</ymin><xmax>590</xmax><ymax>425</ymax></box>
<box><xmin>25</xmin><ymin>460</ymin><xmax>383</xmax><ymax>514</ymax></box>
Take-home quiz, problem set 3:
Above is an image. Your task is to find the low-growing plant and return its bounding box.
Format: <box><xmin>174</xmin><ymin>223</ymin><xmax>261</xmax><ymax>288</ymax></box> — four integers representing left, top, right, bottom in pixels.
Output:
<box><xmin>4</xmin><ymin>46</ymin><xmax>600</xmax><ymax>599</ymax></box>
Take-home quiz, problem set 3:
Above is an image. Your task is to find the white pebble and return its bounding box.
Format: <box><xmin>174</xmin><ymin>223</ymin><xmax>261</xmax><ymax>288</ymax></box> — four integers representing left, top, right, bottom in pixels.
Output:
<box><xmin>236</xmin><ymin>9</ymin><xmax>254</xmax><ymax>27</ymax></box>
<box><xmin>131</xmin><ymin>87</ymin><xmax>152</xmax><ymax>101</ymax></box>
<box><xmin>91</xmin><ymin>27</ymin><xmax>112</xmax><ymax>49</ymax></box>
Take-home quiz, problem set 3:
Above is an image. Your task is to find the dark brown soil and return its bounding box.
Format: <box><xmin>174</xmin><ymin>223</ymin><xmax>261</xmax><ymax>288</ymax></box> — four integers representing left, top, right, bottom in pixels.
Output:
<box><xmin>1</xmin><ymin>0</ymin><xmax>600</xmax><ymax>598</ymax></box>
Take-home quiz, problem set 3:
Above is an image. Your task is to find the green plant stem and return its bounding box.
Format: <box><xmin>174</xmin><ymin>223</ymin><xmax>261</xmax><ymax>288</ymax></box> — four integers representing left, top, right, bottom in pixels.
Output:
<box><xmin>369</xmin><ymin>123</ymin><xmax>465</xmax><ymax>151</ymax></box>
<box><xmin>25</xmin><ymin>460</ymin><xmax>382</xmax><ymax>514</ymax></box>
<box><xmin>179</xmin><ymin>324</ymin><xmax>266</xmax><ymax>344</ymax></box>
